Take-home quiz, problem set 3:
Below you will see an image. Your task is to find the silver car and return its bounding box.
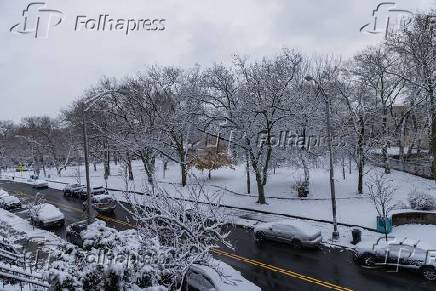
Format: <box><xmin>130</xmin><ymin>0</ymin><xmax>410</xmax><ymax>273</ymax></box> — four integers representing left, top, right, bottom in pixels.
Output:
<box><xmin>254</xmin><ymin>221</ymin><xmax>322</xmax><ymax>248</ymax></box>
<box><xmin>353</xmin><ymin>239</ymin><xmax>436</xmax><ymax>281</ymax></box>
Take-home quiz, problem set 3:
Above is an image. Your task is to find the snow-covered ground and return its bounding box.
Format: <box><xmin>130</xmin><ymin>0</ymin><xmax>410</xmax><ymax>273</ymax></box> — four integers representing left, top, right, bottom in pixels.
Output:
<box><xmin>4</xmin><ymin>159</ymin><xmax>436</xmax><ymax>229</ymax></box>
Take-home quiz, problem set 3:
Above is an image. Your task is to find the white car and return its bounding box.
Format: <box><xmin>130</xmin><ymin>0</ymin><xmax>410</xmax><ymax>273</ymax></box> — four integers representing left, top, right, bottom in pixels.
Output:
<box><xmin>29</xmin><ymin>203</ymin><xmax>64</xmax><ymax>228</ymax></box>
<box><xmin>254</xmin><ymin>221</ymin><xmax>322</xmax><ymax>248</ymax></box>
<box><xmin>0</xmin><ymin>189</ymin><xmax>9</xmax><ymax>199</ymax></box>
<box><xmin>32</xmin><ymin>180</ymin><xmax>49</xmax><ymax>189</ymax></box>
<box><xmin>0</xmin><ymin>196</ymin><xmax>21</xmax><ymax>210</ymax></box>
<box><xmin>353</xmin><ymin>238</ymin><xmax>436</xmax><ymax>280</ymax></box>
<box><xmin>182</xmin><ymin>260</ymin><xmax>260</xmax><ymax>291</ymax></box>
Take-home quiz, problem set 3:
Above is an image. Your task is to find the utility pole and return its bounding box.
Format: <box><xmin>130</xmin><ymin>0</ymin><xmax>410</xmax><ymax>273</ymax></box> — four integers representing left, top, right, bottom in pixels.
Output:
<box><xmin>305</xmin><ymin>75</ymin><xmax>339</xmax><ymax>240</ymax></box>
<box><xmin>82</xmin><ymin>107</ymin><xmax>92</xmax><ymax>225</ymax></box>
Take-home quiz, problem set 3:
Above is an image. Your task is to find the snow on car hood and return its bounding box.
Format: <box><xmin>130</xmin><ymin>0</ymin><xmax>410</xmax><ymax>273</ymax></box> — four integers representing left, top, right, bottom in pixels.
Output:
<box><xmin>0</xmin><ymin>189</ymin><xmax>9</xmax><ymax>198</ymax></box>
<box><xmin>1</xmin><ymin>196</ymin><xmax>20</xmax><ymax>204</ymax></box>
<box><xmin>32</xmin><ymin>203</ymin><xmax>64</xmax><ymax>221</ymax></box>
<box><xmin>192</xmin><ymin>259</ymin><xmax>261</xmax><ymax>291</ymax></box>
<box><xmin>33</xmin><ymin>180</ymin><xmax>48</xmax><ymax>185</ymax></box>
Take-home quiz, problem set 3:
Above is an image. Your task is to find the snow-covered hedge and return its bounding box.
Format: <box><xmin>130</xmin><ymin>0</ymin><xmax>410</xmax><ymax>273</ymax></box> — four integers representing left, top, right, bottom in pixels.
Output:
<box><xmin>408</xmin><ymin>190</ymin><xmax>436</xmax><ymax>210</ymax></box>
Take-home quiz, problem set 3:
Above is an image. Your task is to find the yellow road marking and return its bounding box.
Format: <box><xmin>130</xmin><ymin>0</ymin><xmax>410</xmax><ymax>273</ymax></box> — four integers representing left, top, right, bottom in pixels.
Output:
<box><xmin>210</xmin><ymin>249</ymin><xmax>353</xmax><ymax>291</ymax></box>
<box><xmin>96</xmin><ymin>214</ymin><xmax>134</xmax><ymax>228</ymax></box>
<box><xmin>12</xmin><ymin>189</ymin><xmax>352</xmax><ymax>291</ymax></box>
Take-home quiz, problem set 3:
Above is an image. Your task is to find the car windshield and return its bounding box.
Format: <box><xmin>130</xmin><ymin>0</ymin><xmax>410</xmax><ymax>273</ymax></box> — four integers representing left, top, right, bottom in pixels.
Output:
<box><xmin>96</xmin><ymin>197</ymin><xmax>112</xmax><ymax>204</ymax></box>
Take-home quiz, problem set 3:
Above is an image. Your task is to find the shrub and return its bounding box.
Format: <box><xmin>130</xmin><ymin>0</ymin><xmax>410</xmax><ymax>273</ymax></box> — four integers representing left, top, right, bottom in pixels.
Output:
<box><xmin>408</xmin><ymin>190</ymin><xmax>436</xmax><ymax>210</ymax></box>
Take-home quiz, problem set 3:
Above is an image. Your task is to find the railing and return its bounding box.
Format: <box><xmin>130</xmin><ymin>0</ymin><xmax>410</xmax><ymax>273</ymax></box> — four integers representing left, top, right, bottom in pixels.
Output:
<box><xmin>369</xmin><ymin>153</ymin><xmax>433</xmax><ymax>179</ymax></box>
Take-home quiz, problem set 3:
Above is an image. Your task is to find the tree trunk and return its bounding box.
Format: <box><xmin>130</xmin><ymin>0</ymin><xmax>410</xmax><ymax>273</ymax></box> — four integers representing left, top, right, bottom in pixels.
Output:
<box><xmin>399</xmin><ymin>116</ymin><xmax>406</xmax><ymax>163</ymax></box>
<box><xmin>163</xmin><ymin>161</ymin><xmax>168</xmax><ymax>179</ymax></box>
<box><xmin>342</xmin><ymin>156</ymin><xmax>346</xmax><ymax>180</ymax></box>
<box><xmin>357</xmin><ymin>120</ymin><xmax>365</xmax><ymax>194</ymax></box>
<box><xmin>104</xmin><ymin>148</ymin><xmax>110</xmax><ymax>178</ymax></box>
<box><xmin>255</xmin><ymin>172</ymin><xmax>266</xmax><ymax>204</ymax></box>
<box><xmin>126</xmin><ymin>153</ymin><xmax>133</xmax><ymax>181</ymax></box>
<box><xmin>382</xmin><ymin>107</ymin><xmax>391</xmax><ymax>174</ymax></box>
<box><xmin>432</xmin><ymin>103</ymin><xmax>436</xmax><ymax>182</ymax></box>
<box><xmin>181</xmin><ymin>163</ymin><xmax>187</xmax><ymax>186</ymax></box>
<box><xmin>140</xmin><ymin>154</ymin><xmax>155</xmax><ymax>185</ymax></box>
<box><xmin>41</xmin><ymin>154</ymin><xmax>46</xmax><ymax>177</ymax></box>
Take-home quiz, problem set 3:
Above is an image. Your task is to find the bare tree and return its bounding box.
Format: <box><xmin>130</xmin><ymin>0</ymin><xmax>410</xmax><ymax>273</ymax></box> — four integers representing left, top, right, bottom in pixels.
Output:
<box><xmin>366</xmin><ymin>172</ymin><xmax>397</xmax><ymax>241</ymax></box>
<box><xmin>202</xmin><ymin>50</ymin><xmax>303</xmax><ymax>203</ymax></box>
<box><xmin>120</xmin><ymin>173</ymin><xmax>231</xmax><ymax>290</ymax></box>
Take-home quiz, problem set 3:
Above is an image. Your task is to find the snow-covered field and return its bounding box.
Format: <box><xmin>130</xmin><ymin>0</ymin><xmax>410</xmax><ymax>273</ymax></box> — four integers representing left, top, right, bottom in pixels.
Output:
<box><xmin>4</xmin><ymin>159</ymin><xmax>436</xmax><ymax>229</ymax></box>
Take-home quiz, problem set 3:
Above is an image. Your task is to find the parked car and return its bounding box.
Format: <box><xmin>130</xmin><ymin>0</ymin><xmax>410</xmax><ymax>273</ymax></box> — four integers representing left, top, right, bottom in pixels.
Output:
<box><xmin>0</xmin><ymin>189</ymin><xmax>9</xmax><ymax>199</ymax></box>
<box><xmin>63</xmin><ymin>184</ymin><xmax>85</xmax><ymax>198</ymax></box>
<box><xmin>181</xmin><ymin>260</ymin><xmax>261</xmax><ymax>291</ymax></box>
<box><xmin>80</xmin><ymin>186</ymin><xmax>108</xmax><ymax>200</ymax></box>
<box><xmin>0</xmin><ymin>195</ymin><xmax>21</xmax><ymax>210</ymax></box>
<box><xmin>254</xmin><ymin>221</ymin><xmax>322</xmax><ymax>248</ymax></box>
<box><xmin>353</xmin><ymin>238</ymin><xmax>436</xmax><ymax>281</ymax></box>
<box><xmin>66</xmin><ymin>220</ymin><xmax>87</xmax><ymax>247</ymax></box>
<box><xmin>83</xmin><ymin>194</ymin><xmax>117</xmax><ymax>213</ymax></box>
<box><xmin>29</xmin><ymin>203</ymin><xmax>64</xmax><ymax>228</ymax></box>
<box><xmin>32</xmin><ymin>180</ymin><xmax>49</xmax><ymax>189</ymax></box>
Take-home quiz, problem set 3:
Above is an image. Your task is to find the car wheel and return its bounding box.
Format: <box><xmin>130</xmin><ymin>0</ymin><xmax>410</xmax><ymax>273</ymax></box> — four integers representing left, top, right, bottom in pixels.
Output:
<box><xmin>422</xmin><ymin>266</ymin><xmax>436</xmax><ymax>281</ymax></box>
<box><xmin>255</xmin><ymin>232</ymin><xmax>264</xmax><ymax>244</ymax></box>
<box><xmin>359</xmin><ymin>254</ymin><xmax>376</xmax><ymax>267</ymax></box>
<box><xmin>291</xmin><ymin>239</ymin><xmax>302</xmax><ymax>249</ymax></box>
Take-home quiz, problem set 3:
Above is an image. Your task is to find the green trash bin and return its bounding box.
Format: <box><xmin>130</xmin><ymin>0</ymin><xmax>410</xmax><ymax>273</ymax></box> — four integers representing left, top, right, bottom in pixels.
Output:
<box><xmin>376</xmin><ymin>216</ymin><xmax>392</xmax><ymax>234</ymax></box>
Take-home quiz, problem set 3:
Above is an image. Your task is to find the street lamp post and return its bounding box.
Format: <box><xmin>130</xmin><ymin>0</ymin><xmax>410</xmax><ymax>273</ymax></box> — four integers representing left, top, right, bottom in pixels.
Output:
<box><xmin>305</xmin><ymin>76</ymin><xmax>339</xmax><ymax>240</ymax></box>
<box><xmin>80</xmin><ymin>90</ymin><xmax>117</xmax><ymax>225</ymax></box>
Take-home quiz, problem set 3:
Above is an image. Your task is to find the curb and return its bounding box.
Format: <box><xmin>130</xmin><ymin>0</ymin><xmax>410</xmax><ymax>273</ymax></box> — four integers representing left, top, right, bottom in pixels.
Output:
<box><xmin>2</xmin><ymin>176</ymin><xmax>378</xmax><ymax>233</ymax></box>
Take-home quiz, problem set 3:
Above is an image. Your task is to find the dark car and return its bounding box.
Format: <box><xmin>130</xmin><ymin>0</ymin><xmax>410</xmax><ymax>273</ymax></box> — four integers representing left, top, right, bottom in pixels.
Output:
<box><xmin>66</xmin><ymin>220</ymin><xmax>87</xmax><ymax>248</ymax></box>
<box><xmin>83</xmin><ymin>195</ymin><xmax>117</xmax><ymax>213</ymax></box>
<box><xmin>80</xmin><ymin>186</ymin><xmax>108</xmax><ymax>200</ymax></box>
<box><xmin>353</xmin><ymin>239</ymin><xmax>436</xmax><ymax>281</ymax></box>
<box><xmin>63</xmin><ymin>184</ymin><xmax>85</xmax><ymax>198</ymax></box>
<box><xmin>0</xmin><ymin>196</ymin><xmax>22</xmax><ymax>210</ymax></box>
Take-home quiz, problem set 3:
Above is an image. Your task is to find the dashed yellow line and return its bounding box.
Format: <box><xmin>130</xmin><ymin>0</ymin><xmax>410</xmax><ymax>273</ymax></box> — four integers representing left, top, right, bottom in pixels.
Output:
<box><xmin>12</xmin><ymin>188</ymin><xmax>352</xmax><ymax>291</ymax></box>
<box><xmin>211</xmin><ymin>249</ymin><xmax>353</xmax><ymax>291</ymax></box>
<box><xmin>96</xmin><ymin>214</ymin><xmax>134</xmax><ymax>228</ymax></box>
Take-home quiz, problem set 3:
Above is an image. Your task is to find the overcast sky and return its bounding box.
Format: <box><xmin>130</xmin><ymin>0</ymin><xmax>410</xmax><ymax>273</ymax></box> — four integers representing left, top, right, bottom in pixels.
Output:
<box><xmin>1</xmin><ymin>0</ymin><xmax>435</xmax><ymax>122</ymax></box>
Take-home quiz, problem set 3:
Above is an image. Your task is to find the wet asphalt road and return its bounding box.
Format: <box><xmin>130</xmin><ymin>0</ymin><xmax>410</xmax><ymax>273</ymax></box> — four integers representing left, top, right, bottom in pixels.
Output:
<box><xmin>0</xmin><ymin>180</ymin><xmax>435</xmax><ymax>291</ymax></box>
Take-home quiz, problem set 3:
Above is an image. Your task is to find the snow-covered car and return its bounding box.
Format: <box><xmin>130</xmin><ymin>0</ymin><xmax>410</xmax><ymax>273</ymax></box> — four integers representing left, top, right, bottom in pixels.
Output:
<box><xmin>0</xmin><ymin>195</ymin><xmax>21</xmax><ymax>210</ymax></box>
<box><xmin>29</xmin><ymin>203</ymin><xmax>65</xmax><ymax>228</ymax></box>
<box><xmin>83</xmin><ymin>194</ymin><xmax>117</xmax><ymax>213</ymax></box>
<box><xmin>66</xmin><ymin>220</ymin><xmax>88</xmax><ymax>247</ymax></box>
<box><xmin>80</xmin><ymin>186</ymin><xmax>108</xmax><ymax>199</ymax></box>
<box><xmin>353</xmin><ymin>238</ymin><xmax>436</xmax><ymax>280</ymax></box>
<box><xmin>0</xmin><ymin>189</ymin><xmax>9</xmax><ymax>199</ymax></box>
<box><xmin>63</xmin><ymin>183</ymin><xmax>85</xmax><ymax>198</ymax></box>
<box><xmin>32</xmin><ymin>180</ymin><xmax>49</xmax><ymax>189</ymax></box>
<box><xmin>181</xmin><ymin>260</ymin><xmax>260</xmax><ymax>291</ymax></box>
<box><xmin>254</xmin><ymin>221</ymin><xmax>322</xmax><ymax>248</ymax></box>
